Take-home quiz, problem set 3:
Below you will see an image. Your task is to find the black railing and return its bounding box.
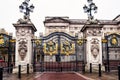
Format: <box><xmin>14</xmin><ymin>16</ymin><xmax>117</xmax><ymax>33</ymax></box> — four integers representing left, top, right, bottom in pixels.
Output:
<box><xmin>34</xmin><ymin>61</ymin><xmax>83</xmax><ymax>72</ymax></box>
<box><xmin>0</xmin><ymin>63</ymin><xmax>30</xmax><ymax>80</ymax></box>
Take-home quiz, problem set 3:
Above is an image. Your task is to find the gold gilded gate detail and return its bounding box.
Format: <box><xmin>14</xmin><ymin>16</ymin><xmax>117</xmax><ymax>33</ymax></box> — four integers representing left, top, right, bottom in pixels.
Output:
<box><xmin>0</xmin><ymin>35</ymin><xmax>4</xmax><ymax>45</ymax></box>
<box><xmin>44</xmin><ymin>40</ymin><xmax>58</xmax><ymax>55</ymax></box>
<box><xmin>61</xmin><ymin>41</ymin><xmax>75</xmax><ymax>55</ymax></box>
<box><xmin>43</xmin><ymin>40</ymin><xmax>75</xmax><ymax>55</ymax></box>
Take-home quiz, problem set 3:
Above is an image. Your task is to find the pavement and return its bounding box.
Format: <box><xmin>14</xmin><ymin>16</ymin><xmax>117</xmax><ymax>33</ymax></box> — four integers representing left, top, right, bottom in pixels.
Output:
<box><xmin>3</xmin><ymin>71</ymin><xmax>118</xmax><ymax>80</ymax></box>
<box><xmin>34</xmin><ymin>72</ymin><xmax>92</xmax><ymax>80</ymax></box>
<box><xmin>83</xmin><ymin>71</ymin><xmax>118</xmax><ymax>80</ymax></box>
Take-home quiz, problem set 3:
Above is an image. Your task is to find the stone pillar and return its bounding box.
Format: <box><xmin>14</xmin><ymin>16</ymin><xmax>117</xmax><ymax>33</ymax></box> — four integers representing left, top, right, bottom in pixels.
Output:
<box><xmin>81</xmin><ymin>23</ymin><xmax>103</xmax><ymax>70</ymax></box>
<box><xmin>13</xmin><ymin>19</ymin><xmax>37</xmax><ymax>73</ymax></box>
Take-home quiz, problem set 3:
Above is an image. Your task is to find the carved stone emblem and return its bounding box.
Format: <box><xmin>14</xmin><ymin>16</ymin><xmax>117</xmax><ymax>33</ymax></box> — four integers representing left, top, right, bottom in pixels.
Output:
<box><xmin>18</xmin><ymin>39</ymin><xmax>27</xmax><ymax>61</ymax></box>
<box><xmin>91</xmin><ymin>38</ymin><xmax>99</xmax><ymax>59</ymax></box>
<box><xmin>17</xmin><ymin>27</ymin><xmax>29</xmax><ymax>36</ymax></box>
<box><xmin>87</xmin><ymin>29</ymin><xmax>101</xmax><ymax>36</ymax></box>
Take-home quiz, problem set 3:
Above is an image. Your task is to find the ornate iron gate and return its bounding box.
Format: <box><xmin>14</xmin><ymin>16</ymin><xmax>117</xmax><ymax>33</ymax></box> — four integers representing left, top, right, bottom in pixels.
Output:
<box><xmin>0</xmin><ymin>33</ymin><xmax>15</xmax><ymax>73</ymax></box>
<box><xmin>103</xmin><ymin>33</ymin><xmax>120</xmax><ymax>72</ymax></box>
<box><xmin>32</xmin><ymin>32</ymin><xmax>84</xmax><ymax>72</ymax></box>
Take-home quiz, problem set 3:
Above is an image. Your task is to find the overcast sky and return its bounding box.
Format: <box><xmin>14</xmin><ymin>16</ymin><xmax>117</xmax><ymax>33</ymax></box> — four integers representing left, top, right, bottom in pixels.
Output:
<box><xmin>0</xmin><ymin>0</ymin><xmax>120</xmax><ymax>36</ymax></box>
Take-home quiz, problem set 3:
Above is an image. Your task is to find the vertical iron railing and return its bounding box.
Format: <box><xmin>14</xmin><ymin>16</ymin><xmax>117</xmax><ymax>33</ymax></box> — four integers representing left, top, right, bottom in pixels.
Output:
<box><xmin>82</xmin><ymin>39</ymin><xmax>86</xmax><ymax>73</ymax></box>
<box><xmin>0</xmin><ymin>67</ymin><xmax>3</xmax><ymax>80</ymax></box>
<box><xmin>118</xmin><ymin>65</ymin><xmax>120</xmax><ymax>80</ymax></box>
<box><xmin>75</xmin><ymin>35</ymin><xmax>78</xmax><ymax>71</ymax></box>
<box><xmin>8</xmin><ymin>36</ymin><xmax>12</xmax><ymax>73</ymax></box>
<box><xmin>99</xmin><ymin>64</ymin><xmax>102</xmax><ymax>77</ymax></box>
<box><xmin>106</xmin><ymin>36</ymin><xmax>110</xmax><ymax>72</ymax></box>
<box><xmin>32</xmin><ymin>40</ymin><xmax>36</xmax><ymax>72</ymax></box>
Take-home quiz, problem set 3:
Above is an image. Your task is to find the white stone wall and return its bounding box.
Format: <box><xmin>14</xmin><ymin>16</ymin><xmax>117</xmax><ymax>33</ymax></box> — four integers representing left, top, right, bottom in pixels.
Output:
<box><xmin>45</xmin><ymin>23</ymin><xmax>69</xmax><ymax>35</ymax></box>
<box><xmin>69</xmin><ymin>25</ymin><xmax>84</xmax><ymax>36</ymax></box>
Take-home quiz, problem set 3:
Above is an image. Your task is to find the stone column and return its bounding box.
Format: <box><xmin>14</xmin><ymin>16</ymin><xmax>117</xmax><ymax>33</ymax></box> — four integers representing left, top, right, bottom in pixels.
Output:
<box><xmin>81</xmin><ymin>23</ymin><xmax>103</xmax><ymax>70</ymax></box>
<box><xmin>13</xmin><ymin>19</ymin><xmax>37</xmax><ymax>73</ymax></box>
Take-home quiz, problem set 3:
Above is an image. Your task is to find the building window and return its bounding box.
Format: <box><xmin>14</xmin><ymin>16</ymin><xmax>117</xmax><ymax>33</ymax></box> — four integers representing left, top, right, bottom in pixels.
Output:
<box><xmin>70</xmin><ymin>31</ymin><xmax>74</xmax><ymax>34</ymax></box>
<box><xmin>70</xmin><ymin>27</ymin><xmax>73</xmax><ymax>30</ymax></box>
<box><xmin>117</xmin><ymin>27</ymin><xmax>120</xmax><ymax>30</ymax></box>
<box><xmin>110</xmin><ymin>27</ymin><xmax>113</xmax><ymax>30</ymax></box>
<box><xmin>49</xmin><ymin>26</ymin><xmax>53</xmax><ymax>29</ymax></box>
<box><xmin>74</xmin><ymin>27</ymin><xmax>78</xmax><ymax>30</ymax></box>
<box><xmin>61</xmin><ymin>26</ymin><xmax>65</xmax><ymax>29</ymax></box>
<box><xmin>115</xmin><ymin>50</ymin><xmax>117</xmax><ymax>53</ymax></box>
<box><xmin>103</xmin><ymin>28</ymin><xmax>106</xmax><ymax>30</ymax></box>
<box><xmin>115</xmin><ymin>54</ymin><xmax>117</xmax><ymax>59</ymax></box>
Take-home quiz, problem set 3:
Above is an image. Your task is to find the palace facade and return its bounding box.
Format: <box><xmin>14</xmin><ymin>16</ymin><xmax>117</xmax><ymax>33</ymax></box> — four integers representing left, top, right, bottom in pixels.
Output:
<box><xmin>44</xmin><ymin>15</ymin><xmax>120</xmax><ymax>37</ymax></box>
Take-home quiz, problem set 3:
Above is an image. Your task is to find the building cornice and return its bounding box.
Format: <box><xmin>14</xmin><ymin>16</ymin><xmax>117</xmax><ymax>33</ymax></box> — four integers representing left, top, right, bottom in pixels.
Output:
<box><xmin>13</xmin><ymin>23</ymin><xmax>37</xmax><ymax>32</ymax></box>
<box><xmin>44</xmin><ymin>16</ymin><xmax>120</xmax><ymax>25</ymax></box>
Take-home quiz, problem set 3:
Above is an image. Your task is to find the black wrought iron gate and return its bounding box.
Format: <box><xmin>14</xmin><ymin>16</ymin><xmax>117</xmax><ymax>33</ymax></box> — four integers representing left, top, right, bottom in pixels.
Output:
<box><xmin>32</xmin><ymin>32</ymin><xmax>84</xmax><ymax>72</ymax></box>
<box><xmin>102</xmin><ymin>33</ymin><xmax>120</xmax><ymax>72</ymax></box>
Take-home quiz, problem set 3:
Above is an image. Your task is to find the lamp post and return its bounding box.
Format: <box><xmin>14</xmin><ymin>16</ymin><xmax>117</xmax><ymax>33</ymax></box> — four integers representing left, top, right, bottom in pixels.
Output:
<box><xmin>83</xmin><ymin>0</ymin><xmax>97</xmax><ymax>21</ymax></box>
<box><xmin>19</xmin><ymin>0</ymin><xmax>35</xmax><ymax>19</ymax></box>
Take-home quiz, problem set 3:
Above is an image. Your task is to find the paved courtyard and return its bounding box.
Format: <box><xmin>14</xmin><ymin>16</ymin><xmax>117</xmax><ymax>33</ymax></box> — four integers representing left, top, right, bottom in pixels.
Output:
<box><xmin>34</xmin><ymin>72</ymin><xmax>91</xmax><ymax>80</ymax></box>
<box><xmin>3</xmin><ymin>71</ymin><xmax>118</xmax><ymax>80</ymax></box>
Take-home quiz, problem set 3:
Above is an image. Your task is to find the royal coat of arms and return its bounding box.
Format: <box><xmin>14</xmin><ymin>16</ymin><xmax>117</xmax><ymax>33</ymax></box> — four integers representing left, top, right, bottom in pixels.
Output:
<box><xmin>110</xmin><ymin>35</ymin><xmax>118</xmax><ymax>46</ymax></box>
<box><xmin>0</xmin><ymin>35</ymin><xmax>4</xmax><ymax>45</ymax></box>
<box><xmin>91</xmin><ymin>38</ymin><xmax>99</xmax><ymax>59</ymax></box>
<box><xmin>44</xmin><ymin>40</ymin><xmax>57</xmax><ymax>55</ymax></box>
<box><xmin>61</xmin><ymin>41</ymin><xmax>75</xmax><ymax>55</ymax></box>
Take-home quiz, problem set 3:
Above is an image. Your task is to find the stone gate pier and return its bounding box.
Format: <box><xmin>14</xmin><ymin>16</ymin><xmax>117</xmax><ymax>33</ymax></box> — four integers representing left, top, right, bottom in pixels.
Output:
<box><xmin>13</xmin><ymin>18</ymin><xmax>37</xmax><ymax>73</ymax></box>
<box><xmin>81</xmin><ymin>22</ymin><xmax>104</xmax><ymax>71</ymax></box>
<box><xmin>12</xmin><ymin>0</ymin><xmax>36</xmax><ymax>73</ymax></box>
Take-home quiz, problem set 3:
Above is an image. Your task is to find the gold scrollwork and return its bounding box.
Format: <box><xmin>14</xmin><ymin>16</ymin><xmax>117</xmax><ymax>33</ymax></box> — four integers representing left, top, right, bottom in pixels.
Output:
<box><xmin>0</xmin><ymin>35</ymin><xmax>4</xmax><ymax>45</ymax></box>
<box><xmin>10</xmin><ymin>39</ymin><xmax>16</xmax><ymax>43</ymax></box>
<box><xmin>44</xmin><ymin>40</ymin><xmax>57</xmax><ymax>55</ymax></box>
<box><xmin>61</xmin><ymin>41</ymin><xmax>75</xmax><ymax>55</ymax></box>
<box><xmin>77</xmin><ymin>39</ymin><xmax>83</xmax><ymax>45</ymax></box>
<box><xmin>102</xmin><ymin>39</ymin><xmax>107</xmax><ymax>43</ymax></box>
<box><xmin>110</xmin><ymin>35</ymin><xmax>118</xmax><ymax>46</ymax></box>
<box><xmin>35</xmin><ymin>39</ymin><xmax>42</xmax><ymax>45</ymax></box>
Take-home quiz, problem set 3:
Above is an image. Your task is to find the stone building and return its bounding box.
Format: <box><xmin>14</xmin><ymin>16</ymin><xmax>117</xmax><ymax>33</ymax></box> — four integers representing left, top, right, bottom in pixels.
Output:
<box><xmin>44</xmin><ymin>15</ymin><xmax>120</xmax><ymax>38</ymax></box>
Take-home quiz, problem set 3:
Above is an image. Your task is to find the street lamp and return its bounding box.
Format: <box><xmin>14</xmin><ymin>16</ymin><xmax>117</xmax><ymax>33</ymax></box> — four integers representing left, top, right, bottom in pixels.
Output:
<box><xmin>19</xmin><ymin>0</ymin><xmax>35</xmax><ymax>19</ymax></box>
<box><xmin>83</xmin><ymin>0</ymin><xmax>97</xmax><ymax>21</ymax></box>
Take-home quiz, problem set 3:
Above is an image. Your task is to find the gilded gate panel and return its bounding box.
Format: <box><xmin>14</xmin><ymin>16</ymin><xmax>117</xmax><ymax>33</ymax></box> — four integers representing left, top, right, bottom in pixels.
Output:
<box><xmin>104</xmin><ymin>33</ymin><xmax>120</xmax><ymax>60</ymax></box>
<box><xmin>43</xmin><ymin>36</ymin><xmax>75</xmax><ymax>56</ymax></box>
<box><xmin>60</xmin><ymin>40</ymin><xmax>75</xmax><ymax>55</ymax></box>
<box><xmin>33</xmin><ymin>32</ymin><xmax>80</xmax><ymax>63</ymax></box>
<box><xmin>32</xmin><ymin>32</ymin><xmax>84</xmax><ymax>72</ymax></box>
<box><xmin>43</xmin><ymin>40</ymin><xmax>58</xmax><ymax>55</ymax></box>
<box><xmin>0</xmin><ymin>34</ymin><xmax>9</xmax><ymax>47</ymax></box>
